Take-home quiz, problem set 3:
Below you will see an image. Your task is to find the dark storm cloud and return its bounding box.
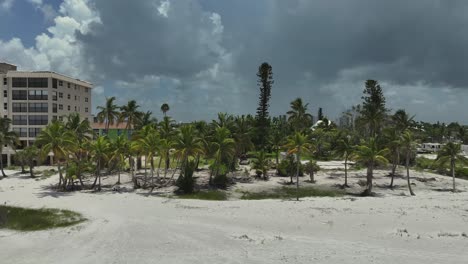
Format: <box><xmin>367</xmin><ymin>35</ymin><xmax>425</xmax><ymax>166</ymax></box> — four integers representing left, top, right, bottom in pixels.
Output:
<box><xmin>77</xmin><ymin>0</ymin><xmax>224</xmax><ymax>82</ymax></box>
<box><xmin>73</xmin><ymin>0</ymin><xmax>468</xmax><ymax>122</ymax></box>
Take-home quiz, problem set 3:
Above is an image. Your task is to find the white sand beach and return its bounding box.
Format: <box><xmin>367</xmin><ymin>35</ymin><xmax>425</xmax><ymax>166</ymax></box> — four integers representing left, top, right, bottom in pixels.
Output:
<box><xmin>1</xmin><ymin>164</ymin><xmax>468</xmax><ymax>264</ymax></box>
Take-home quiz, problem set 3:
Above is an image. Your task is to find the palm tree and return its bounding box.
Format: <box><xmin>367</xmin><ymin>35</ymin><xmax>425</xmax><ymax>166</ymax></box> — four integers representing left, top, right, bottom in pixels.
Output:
<box><xmin>384</xmin><ymin>127</ymin><xmax>402</xmax><ymax>189</ymax></box>
<box><xmin>400</xmin><ymin>130</ymin><xmax>416</xmax><ymax>196</ymax></box>
<box><xmin>22</xmin><ymin>146</ymin><xmax>40</xmax><ymax>178</ymax></box>
<box><xmin>392</xmin><ymin>109</ymin><xmax>414</xmax><ymax>132</ymax></box>
<box><xmin>284</xmin><ymin>132</ymin><xmax>314</xmax><ymax>201</ymax></box>
<box><xmin>110</xmin><ymin>135</ymin><xmax>130</xmax><ymax>184</ymax></box>
<box><xmin>160</xmin><ymin>103</ymin><xmax>170</xmax><ymax>117</ymax></box>
<box><xmin>0</xmin><ymin>117</ymin><xmax>18</xmax><ymax>177</ymax></box>
<box><xmin>90</xmin><ymin>136</ymin><xmax>110</xmax><ymax>191</ymax></box>
<box><xmin>135</xmin><ymin>132</ymin><xmax>159</xmax><ymax>186</ymax></box>
<box><xmin>210</xmin><ymin>127</ymin><xmax>236</xmax><ymax>185</ymax></box>
<box><xmin>233</xmin><ymin>116</ymin><xmax>254</xmax><ymax>166</ymax></box>
<box><xmin>173</xmin><ymin>125</ymin><xmax>204</xmax><ymax>168</ymax></box>
<box><xmin>35</xmin><ymin>121</ymin><xmax>75</xmax><ymax>188</ymax></box>
<box><xmin>270</xmin><ymin>128</ymin><xmax>284</xmax><ymax>171</ymax></box>
<box><xmin>119</xmin><ymin>100</ymin><xmax>141</xmax><ymax>134</ymax></box>
<box><xmin>251</xmin><ymin>151</ymin><xmax>270</xmax><ymax>180</ymax></box>
<box><xmin>352</xmin><ymin>137</ymin><xmax>389</xmax><ymax>196</ymax></box>
<box><xmin>96</xmin><ymin>96</ymin><xmax>120</xmax><ymax>134</ymax></box>
<box><xmin>135</xmin><ymin>111</ymin><xmax>157</xmax><ymax>130</ymax></box>
<box><xmin>335</xmin><ymin>135</ymin><xmax>354</xmax><ymax>187</ymax></box>
<box><xmin>287</xmin><ymin>98</ymin><xmax>313</xmax><ymax>131</ymax></box>
<box><xmin>304</xmin><ymin>160</ymin><xmax>320</xmax><ymax>183</ymax></box>
<box><xmin>159</xmin><ymin>116</ymin><xmax>175</xmax><ymax>172</ymax></box>
<box><xmin>435</xmin><ymin>142</ymin><xmax>468</xmax><ymax>192</ymax></box>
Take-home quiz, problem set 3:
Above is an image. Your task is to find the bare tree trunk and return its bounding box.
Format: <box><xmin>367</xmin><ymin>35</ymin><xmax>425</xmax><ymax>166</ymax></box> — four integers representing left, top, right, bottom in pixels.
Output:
<box><xmin>156</xmin><ymin>155</ymin><xmax>163</xmax><ymax>179</ymax></box>
<box><xmin>452</xmin><ymin>160</ymin><xmax>456</xmax><ymax>192</ymax></box>
<box><xmin>344</xmin><ymin>156</ymin><xmax>349</xmax><ymax>187</ymax></box>
<box><xmin>296</xmin><ymin>152</ymin><xmax>301</xmax><ymax>201</ymax></box>
<box><xmin>0</xmin><ymin>155</ymin><xmax>7</xmax><ymax>177</ymax></box>
<box><xmin>406</xmin><ymin>153</ymin><xmax>415</xmax><ymax>196</ymax></box>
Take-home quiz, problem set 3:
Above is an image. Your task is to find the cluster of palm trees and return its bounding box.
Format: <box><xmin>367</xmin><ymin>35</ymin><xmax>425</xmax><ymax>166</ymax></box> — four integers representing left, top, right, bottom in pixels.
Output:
<box><xmin>1</xmin><ymin>80</ymin><xmax>467</xmax><ymax>197</ymax></box>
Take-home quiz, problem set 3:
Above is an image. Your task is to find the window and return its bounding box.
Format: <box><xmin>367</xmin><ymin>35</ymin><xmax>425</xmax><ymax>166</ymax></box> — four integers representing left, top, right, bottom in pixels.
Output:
<box><xmin>12</xmin><ymin>78</ymin><xmax>27</xmax><ymax>88</ymax></box>
<box><xmin>28</xmin><ymin>103</ymin><xmax>48</xmax><ymax>113</ymax></box>
<box><xmin>28</xmin><ymin>90</ymin><xmax>48</xmax><ymax>100</ymax></box>
<box><xmin>85</xmin><ymin>107</ymin><xmax>89</xmax><ymax>113</ymax></box>
<box><xmin>3</xmin><ymin>90</ymin><xmax>7</xmax><ymax>98</ymax></box>
<box><xmin>59</xmin><ymin>116</ymin><xmax>63</xmax><ymax>121</ymax></box>
<box><xmin>59</xmin><ymin>104</ymin><xmax>63</xmax><ymax>110</ymax></box>
<box><xmin>59</xmin><ymin>92</ymin><xmax>63</xmax><ymax>98</ymax></box>
<box><xmin>67</xmin><ymin>105</ymin><xmax>70</xmax><ymax>111</ymax></box>
<box><xmin>52</xmin><ymin>91</ymin><xmax>57</xmax><ymax>101</ymax></box>
<box><xmin>52</xmin><ymin>78</ymin><xmax>57</xmax><ymax>88</ymax></box>
<box><xmin>3</xmin><ymin>78</ymin><xmax>6</xmax><ymax>85</ymax></box>
<box><xmin>28</xmin><ymin>115</ymin><xmax>48</xmax><ymax>125</ymax></box>
<box><xmin>13</xmin><ymin>128</ymin><xmax>27</xmax><ymax>137</ymax></box>
<box><xmin>59</xmin><ymin>80</ymin><xmax>63</xmax><ymax>86</ymax></box>
<box><xmin>12</xmin><ymin>103</ymin><xmax>27</xmax><ymax>112</ymax></box>
<box><xmin>85</xmin><ymin>87</ymin><xmax>89</xmax><ymax>93</ymax></box>
<box><xmin>74</xmin><ymin>84</ymin><xmax>77</xmax><ymax>89</ymax></box>
<box><xmin>67</xmin><ymin>83</ymin><xmax>70</xmax><ymax>88</ymax></box>
<box><xmin>12</xmin><ymin>90</ymin><xmax>27</xmax><ymax>100</ymax></box>
<box><xmin>12</xmin><ymin>115</ymin><xmax>27</xmax><ymax>125</ymax></box>
<box><xmin>52</xmin><ymin>103</ymin><xmax>57</xmax><ymax>113</ymax></box>
<box><xmin>74</xmin><ymin>95</ymin><xmax>77</xmax><ymax>100</ymax></box>
<box><xmin>52</xmin><ymin>116</ymin><xmax>57</xmax><ymax>121</ymax></box>
<box><xmin>28</xmin><ymin>78</ymin><xmax>48</xmax><ymax>88</ymax></box>
<box><xmin>74</xmin><ymin>106</ymin><xmax>77</xmax><ymax>111</ymax></box>
<box><xmin>4</xmin><ymin>103</ymin><xmax>7</xmax><ymax>110</ymax></box>
<box><xmin>85</xmin><ymin>97</ymin><xmax>88</xmax><ymax>102</ymax></box>
<box><xmin>67</xmin><ymin>94</ymin><xmax>70</xmax><ymax>99</ymax></box>
<box><xmin>28</xmin><ymin>128</ymin><xmax>42</xmax><ymax>137</ymax></box>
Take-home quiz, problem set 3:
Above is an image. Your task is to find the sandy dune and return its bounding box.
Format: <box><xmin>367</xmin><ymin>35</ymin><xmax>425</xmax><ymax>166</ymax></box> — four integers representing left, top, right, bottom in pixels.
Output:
<box><xmin>1</xmin><ymin>165</ymin><xmax>468</xmax><ymax>264</ymax></box>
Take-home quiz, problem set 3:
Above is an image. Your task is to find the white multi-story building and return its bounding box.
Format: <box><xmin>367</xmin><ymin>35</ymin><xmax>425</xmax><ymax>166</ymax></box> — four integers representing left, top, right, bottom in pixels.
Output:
<box><xmin>0</xmin><ymin>62</ymin><xmax>92</xmax><ymax>165</ymax></box>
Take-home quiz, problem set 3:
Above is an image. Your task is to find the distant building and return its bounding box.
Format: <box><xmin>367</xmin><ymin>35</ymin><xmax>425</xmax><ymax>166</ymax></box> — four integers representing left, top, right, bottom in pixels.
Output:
<box><xmin>1</xmin><ymin>62</ymin><xmax>92</xmax><ymax>166</ymax></box>
<box><xmin>92</xmin><ymin>118</ymin><xmax>133</xmax><ymax>139</ymax></box>
<box><xmin>418</xmin><ymin>143</ymin><xmax>444</xmax><ymax>153</ymax></box>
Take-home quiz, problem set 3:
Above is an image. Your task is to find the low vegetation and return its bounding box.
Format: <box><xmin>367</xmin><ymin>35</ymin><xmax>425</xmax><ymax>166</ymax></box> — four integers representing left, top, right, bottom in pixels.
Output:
<box><xmin>176</xmin><ymin>190</ymin><xmax>228</xmax><ymax>201</ymax></box>
<box><xmin>240</xmin><ymin>186</ymin><xmax>344</xmax><ymax>200</ymax></box>
<box><xmin>0</xmin><ymin>205</ymin><xmax>85</xmax><ymax>231</ymax></box>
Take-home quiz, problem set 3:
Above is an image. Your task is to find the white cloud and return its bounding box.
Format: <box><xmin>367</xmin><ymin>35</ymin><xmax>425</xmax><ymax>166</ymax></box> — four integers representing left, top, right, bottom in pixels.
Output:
<box><xmin>157</xmin><ymin>0</ymin><xmax>170</xmax><ymax>17</ymax></box>
<box><xmin>0</xmin><ymin>0</ymin><xmax>15</xmax><ymax>11</ymax></box>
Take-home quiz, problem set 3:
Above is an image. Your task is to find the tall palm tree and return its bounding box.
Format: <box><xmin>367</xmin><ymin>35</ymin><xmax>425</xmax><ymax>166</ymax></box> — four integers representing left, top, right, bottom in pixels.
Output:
<box><xmin>352</xmin><ymin>137</ymin><xmax>389</xmax><ymax>196</ymax></box>
<box><xmin>0</xmin><ymin>117</ymin><xmax>18</xmax><ymax>177</ymax></box>
<box><xmin>392</xmin><ymin>109</ymin><xmax>414</xmax><ymax>132</ymax></box>
<box><xmin>110</xmin><ymin>135</ymin><xmax>130</xmax><ymax>184</ymax></box>
<box><xmin>159</xmin><ymin>116</ymin><xmax>175</xmax><ymax>171</ymax></box>
<box><xmin>90</xmin><ymin>136</ymin><xmax>110</xmax><ymax>191</ymax></box>
<box><xmin>335</xmin><ymin>135</ymin><xmax>354</xmax><ymax>187</ymax></box>
<box><xmin>160</xmin><ymin>103</ymin><xmax>170</xmax><ymax>117</ymax></box>
<box><xmin>119</xmin><ymin>100</ymin><xmax>141</xmax><ymax>134</ymax></box>
<box><xmin>96</xmin><ymin>96</ymin><xmax>120</xmax><ymax>134</ymax></box>
<box><xmin>400</xmin><ymin>130</ymin><xmax>416</xmax><ymax>196</ymax></box>
<box><xmin>287</xmin><ymin>98</ymin><xmax>313</xmax><ymax>131</ymax></box>
<box><xmin>284</xmin><ymin>132</ymin><xmax>314</xmax><ymax>201</ymax></box>
<box><xmin>135</xmin><ymin>111</ymin><xmax>157</xmax><ymax>130</ymax></box>
<box><xmin>210</xmin><ymin>127</ymin><xmax>236</xmax><ymax>185</ymax></box>
<box><xmin>435</xmin><ymin>142</ymin><xmax>468</xmax><ymax>192</ymax></box>
<box><xmin>35</xmin><ymin>121</ymin><xmax>75</xmax><ymax>188</ymax></box>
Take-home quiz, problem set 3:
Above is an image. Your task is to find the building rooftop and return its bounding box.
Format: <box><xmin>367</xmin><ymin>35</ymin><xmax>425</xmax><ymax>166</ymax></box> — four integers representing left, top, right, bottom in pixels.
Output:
<box><xmin>92</xmin><ymin>122</ymin><xmax>132</xmax><ymax>130</ymax></box>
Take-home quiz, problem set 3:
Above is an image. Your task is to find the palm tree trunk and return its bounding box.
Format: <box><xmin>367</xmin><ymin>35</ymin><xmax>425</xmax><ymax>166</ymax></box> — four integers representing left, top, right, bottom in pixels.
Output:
<box><xmin>91</xmin><ymin>160</ymin><xmax>99</xmax><ymax>189</ymax></box>
<box><xmin>29</xmin><ymin>163</ymin><xmax>34</xmax><ymax>178</ymax></box>
<box><xmin>363</xmin><ymin>163</ymin><xmax>373</xmax><ymax>196</ymax></box>
<box><xmin>57</xmin><ymin>162</ymin><xmax>63</xmax><ymax>189</ymax></box>
<box><xmin>296</xmin><ymin>152</ymin><xmax>301</xmax><ymax>201</ymax></box>
<box><xmin>157</xmin><ymin>155</ymin><xmax>163</xmax><ymax>179</ymax></box>
<box><xmin>452</xmin><ymin>160</ymin><xmax>456</xmax><ymax>192</ymax></box>
<box><xmin>0</xmin><ymin>155</ymin><xmax>6</xmax><ymax>177</ymax></box>
<box><xmin>151</xmin><ymin>156</ymin><xmax>155</xmax><ymax>186</ymax></box>
<box><xmin>344</xmin><ymin>156</ymin><xmax>348</xmax><ymax>187</ymax></box>
<box><xmin>195</xmin><ymin>154</ymin><xmax>200</xmax><ymax>170</ymax></box>
<box><xmin>406</xmin><ymin>153</ymin><xmax>415</xmax><ymax>196</ymax></box>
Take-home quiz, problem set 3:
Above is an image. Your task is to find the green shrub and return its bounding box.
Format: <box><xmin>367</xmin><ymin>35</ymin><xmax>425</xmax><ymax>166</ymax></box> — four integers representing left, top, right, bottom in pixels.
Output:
<box><xmin>241</xmin><ymin>186</ymin><xmax>344</xmax><ymax>200</ymax></box>
<box><xmin>277</xmin><ymin>156</ymin><xmax>303</xmax><ymax>177</ymax></box>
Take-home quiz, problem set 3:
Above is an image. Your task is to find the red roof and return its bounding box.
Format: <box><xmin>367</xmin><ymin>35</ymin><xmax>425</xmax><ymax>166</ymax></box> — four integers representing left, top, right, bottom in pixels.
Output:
<box><xmin>92</xmin><ymin>122</ymin><xmax>131</xmax><ymax>129</ymax></box>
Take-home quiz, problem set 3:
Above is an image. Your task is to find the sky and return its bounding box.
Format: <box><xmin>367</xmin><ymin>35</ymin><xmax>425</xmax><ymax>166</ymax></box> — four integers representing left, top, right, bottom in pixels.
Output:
<box><xmin>1</xmin><ymin>0</ymin><xmax>468</xmax><ymax>123</ymax></box>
